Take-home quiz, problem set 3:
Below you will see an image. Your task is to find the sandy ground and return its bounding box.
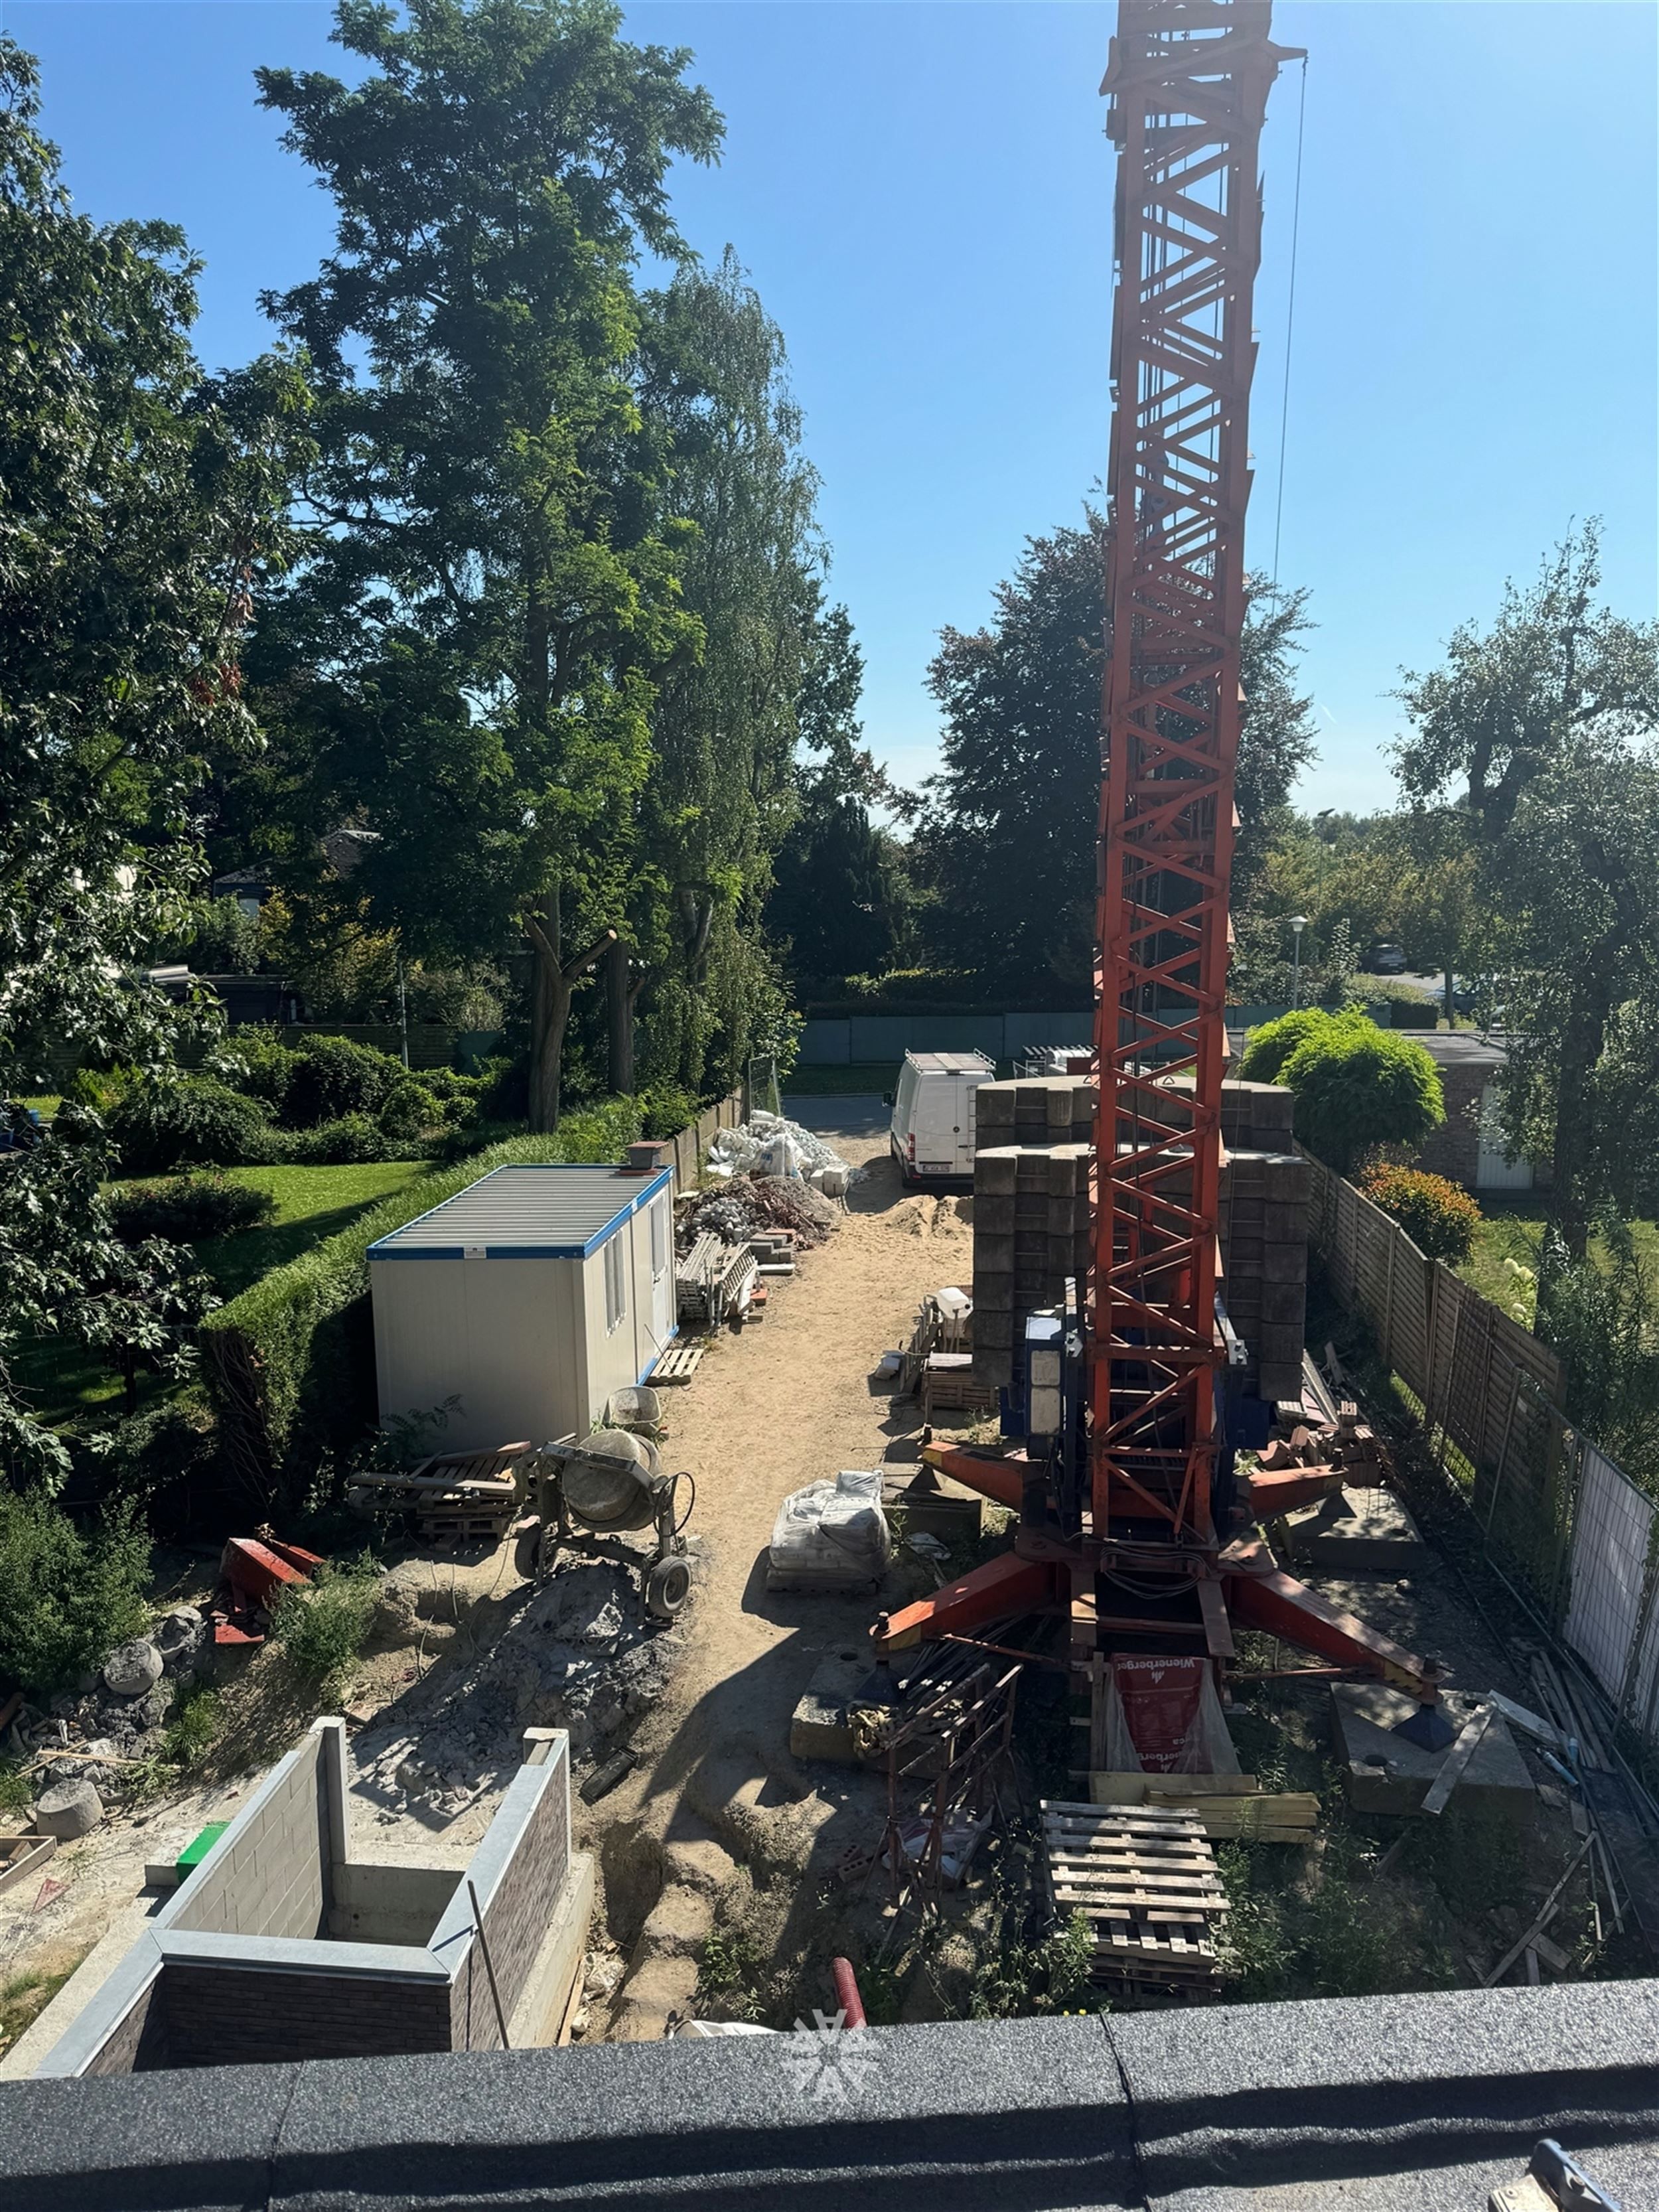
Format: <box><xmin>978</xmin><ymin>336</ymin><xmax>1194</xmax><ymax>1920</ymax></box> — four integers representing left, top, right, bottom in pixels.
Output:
<box><xmin>581</xmin><ymin>1120</ymin><xmax>975</xmax><ymax>1865</ymax></box>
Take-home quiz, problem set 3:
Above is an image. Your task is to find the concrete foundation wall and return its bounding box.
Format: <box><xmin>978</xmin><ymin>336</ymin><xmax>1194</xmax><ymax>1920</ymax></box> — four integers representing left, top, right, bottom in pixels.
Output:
<box><xmin>328</xmin><ymin>1864</ymin><xmax>459</xmax><ymax>1946</ymax></box>
<box><xmin>439</xmin><ymin>1745</ymin><xmax>571</xmax><ymax>2051</ymax></box>
<box><xmin>82</xmin><ymin>1962</ymin><xmax>169</xmax><ymax>2077</ymax></box>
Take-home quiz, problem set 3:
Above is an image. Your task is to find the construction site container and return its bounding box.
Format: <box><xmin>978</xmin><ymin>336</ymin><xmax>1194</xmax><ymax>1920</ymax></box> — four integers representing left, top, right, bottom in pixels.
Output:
<box><xmin>368</xmin><ymin>1163</ymin><xmax>676</xmax><ymax>1451</ymax></box>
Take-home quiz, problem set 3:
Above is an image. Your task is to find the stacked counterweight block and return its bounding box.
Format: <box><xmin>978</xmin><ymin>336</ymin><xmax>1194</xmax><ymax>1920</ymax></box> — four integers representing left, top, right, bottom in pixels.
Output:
<box><xmin>970</xmin><ymin>1076</ymin><xmax>1312</xmax><ymax>1404</ymax></box>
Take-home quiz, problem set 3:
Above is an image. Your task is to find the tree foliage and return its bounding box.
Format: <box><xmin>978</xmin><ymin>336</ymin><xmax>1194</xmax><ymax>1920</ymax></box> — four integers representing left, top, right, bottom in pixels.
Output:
<box><xmin>248</xmin><ymin>0</ymin><xmax>721</xmax><ymax>1128</ymax></box>
<box><xmin>0</xmin><ymin>37</ymin><xmax>299</xmax><ymax>1479</ymax></box>
<box><xmin>1256</xmin><ymin>1017</ymin><xmax>1443</xmax><ymax>1175</ymax></box>
<box><xmin>1394</xmin><ymin>526</ymin><xmax>1659</xmax><ymax>1276</ymax></box>
<box><xmin>913</xmin><ymin>510</ymin><xmax>1317</xmax><ymax>996</ymax></box>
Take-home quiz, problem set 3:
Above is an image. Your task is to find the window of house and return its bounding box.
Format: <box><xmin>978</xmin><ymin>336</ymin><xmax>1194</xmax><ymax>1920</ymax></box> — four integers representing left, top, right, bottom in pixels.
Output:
<box><xmin>604</xmin><ymin>1234</ymin><xmax>626</xmax><ymax>1331</ymax></box>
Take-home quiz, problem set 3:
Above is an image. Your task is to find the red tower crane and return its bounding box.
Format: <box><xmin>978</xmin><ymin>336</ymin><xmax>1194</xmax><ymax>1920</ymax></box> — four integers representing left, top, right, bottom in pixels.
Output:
<box><xmin>875</xmin><ymin>0</ymin><xmax>1449</xmax><ymax>1747</ymax></box>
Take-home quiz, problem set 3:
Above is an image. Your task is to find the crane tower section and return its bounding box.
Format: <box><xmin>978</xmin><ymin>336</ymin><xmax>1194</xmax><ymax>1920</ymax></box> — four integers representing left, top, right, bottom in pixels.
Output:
<box><xmin>1092</xmin><ymin>0</ymin><xmax>1298</xmax><ymax>1546</ymax></box>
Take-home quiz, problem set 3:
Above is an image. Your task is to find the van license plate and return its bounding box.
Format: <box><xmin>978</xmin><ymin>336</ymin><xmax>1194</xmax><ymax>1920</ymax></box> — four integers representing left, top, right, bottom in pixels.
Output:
<box><xmin>920</xmin><ymin>1161</ymin><xmax>952</xmax><ymax>1173</ymax></box>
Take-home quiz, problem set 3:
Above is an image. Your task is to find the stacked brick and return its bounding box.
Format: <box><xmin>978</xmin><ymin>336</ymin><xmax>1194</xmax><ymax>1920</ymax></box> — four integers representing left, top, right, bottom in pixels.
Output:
<box><xmin>972</xmin><ymin>1078</ymin><xmax>1096</xmax><ymax>1389</ymax></box>
<box><xmin>970</xmin><ymin>1074</ymin><xmax>1311</xmax><ymax>1404</ymax></box>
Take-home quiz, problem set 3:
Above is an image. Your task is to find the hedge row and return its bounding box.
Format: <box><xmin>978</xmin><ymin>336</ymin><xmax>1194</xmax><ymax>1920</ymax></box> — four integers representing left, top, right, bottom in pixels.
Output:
<box><xmin>200</xmin><ymin>1098</ymin><xmax>643</xmax><ymax>1514</ymax></box>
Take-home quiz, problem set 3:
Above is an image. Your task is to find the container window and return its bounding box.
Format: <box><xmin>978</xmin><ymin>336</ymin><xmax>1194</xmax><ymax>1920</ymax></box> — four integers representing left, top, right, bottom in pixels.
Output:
<box><xmin>605</xmin><ymin>1234</ymin><xmax>626</xmax><ymax>1331</ymax></box>
<box><xmin>649</xmin><ymin>1197</ymin><xmax>668</xmax><ymax>1280</ymax></box>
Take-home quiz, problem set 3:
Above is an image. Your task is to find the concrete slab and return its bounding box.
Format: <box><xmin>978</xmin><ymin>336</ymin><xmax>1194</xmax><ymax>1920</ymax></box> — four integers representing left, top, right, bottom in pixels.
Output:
<box><xmin>1284</xmin><ymin>1485</ymin><xmax>1429</xmax><ymax>1572</ymax></box>
<box><xmin>1331</xmin><ymin>1684</ymin><xmax>1536</xmax><ymax>1820</ymax></box>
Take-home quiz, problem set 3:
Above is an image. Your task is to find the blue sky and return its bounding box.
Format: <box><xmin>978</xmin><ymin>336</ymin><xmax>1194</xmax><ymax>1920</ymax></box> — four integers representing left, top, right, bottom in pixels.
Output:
<box><xmin>11</xmin><ymin>1</ymin><xmax>1656</xmax><ymax>814</ymax></box>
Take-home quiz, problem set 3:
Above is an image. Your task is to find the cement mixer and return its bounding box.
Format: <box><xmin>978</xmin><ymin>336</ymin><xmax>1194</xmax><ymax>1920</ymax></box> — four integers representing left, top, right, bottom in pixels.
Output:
<box><xmin>514</xmin><ymin>1431</ymin><xmax>694</xmax><ymax>1623</ymax></box>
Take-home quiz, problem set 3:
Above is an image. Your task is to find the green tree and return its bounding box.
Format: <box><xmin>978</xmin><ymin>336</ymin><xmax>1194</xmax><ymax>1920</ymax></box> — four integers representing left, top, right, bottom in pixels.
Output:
<box><xmin>250</xmin><ymin>0</ymin><xmax>721</xmax><ymax>1130</ymax></box>
<box><xmin>916</xmin><ymin>510</ymin><xmax>1317</xmax><ymax>995</ymax></box>
<box><xmin>630</xmin><ymin>251</ymin><xmax>827</xmax><ymax>1092</ymax></box>
<box><xmin>1278</xmin><ymin>1023</ymin><xmax>1444</xmax><ymax>1177</ymax></box>
<box><xmin>1394</xmin><ymin>527</ymin><xmax>1659</xmax><ymax>1277</ymax></box>
<box><xmin>0</xmin><ymin>37</ymin><xmax>299</xmax><ymax>1479</ymax></box>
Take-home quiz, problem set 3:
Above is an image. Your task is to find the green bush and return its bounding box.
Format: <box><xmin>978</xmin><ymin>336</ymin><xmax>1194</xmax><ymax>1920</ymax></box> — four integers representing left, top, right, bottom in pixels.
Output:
<box><xmin>281</xmin><ymin>1036</ymin><xmax>401</xmax><ymax>1129</ymax></box>
<box><xmin>0</xmin><ymin>1492</ymin><xmax>150</xmax><ymax>1697</ymax></box>
<box><xmin>108</xmin><ymin>1076</ymin><xmax>281</xmax><ymax>1175</ymax></box>
<box><xmin>638</xmin><ymin>1081</ymin><xmax>702</xmax><ymax>1141</ymax></box>
<box><xmin>211</xmin><ymin>1027</ymin><xmax>300</xmax><ymax>1114</ymax></box>
<box><xmin>109</xmin><ymin>1171</ymin><xmax>277</xmax><ymax>1244</ymax></box>
<box><xmin>1283</xmin><ymin>1023</ymin><xmax>1443</xmax><ymax>1175</ymax></box>
<box><xmin>286</xmin><ymin>1112</ymin><xmax>394</xmax><ymax>1165</ymax></box>
<box><xmin>63</xmin><ymin>1065</ymin><xmax>129</xmax><ymax>1116</ymax></box>
<box><xmin>271</xmin><ymin>1557</ymin><xmax>381</xmax><ymax>1693</ymax></box>
<box><xmin>200</xmin><ymin>1100</ymin><xmax>644</xmax><ymax>1510</ymax></box>
<box><xmin>1358</xmin><ymin>1163</ymin><xmax>1481</xmax><ymax>1262</ymax></box>
<box><xmin>380</xmin><ymin>1079</ymin><xmax>443</xmax><ymax>1140</ymax></box>
<box><xmin>1237</xmin><ymin>1005</ymin><xmax>1371</xmax><ymax>1084</ymax></box>
<box><xmin>99</xmin><ymin>1397</ymin><xmax>224</xmax><ymax>1518</ymax></box>
<box><xmin>163</xmin><ymin>1686</ymin><xmax>222</xmax><ymax>1769</ymax></box>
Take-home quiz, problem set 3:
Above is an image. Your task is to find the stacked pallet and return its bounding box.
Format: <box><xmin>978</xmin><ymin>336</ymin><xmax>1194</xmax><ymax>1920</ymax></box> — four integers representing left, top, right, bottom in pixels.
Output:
<box><xmin>1041</xmin><ymin>1799</ymin><xmax>1226</xmax><ymax>1994</ymax></box>
<box><xmin>1088</xmin><ymin>1771</ymin><xmax>1319</xmax><ymax>1842</ymax></box>
<box><xmin>347</xmin><ymin>1443</ymin><xmax>530</xmax><ymax>1543</ymax></box>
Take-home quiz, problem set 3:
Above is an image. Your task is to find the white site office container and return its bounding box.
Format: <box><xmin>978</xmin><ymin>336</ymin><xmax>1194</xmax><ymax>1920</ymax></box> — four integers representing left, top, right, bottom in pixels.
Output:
<box><xmin>368</xmin><ymin>1163</ymin><xmax>677</xmax><ymax>1451</ymax></box>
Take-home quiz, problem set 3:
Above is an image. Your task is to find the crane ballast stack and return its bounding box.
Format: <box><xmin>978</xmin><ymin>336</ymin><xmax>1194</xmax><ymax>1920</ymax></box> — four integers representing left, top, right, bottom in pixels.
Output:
<box><xmin>875</xmin><ymin>0</ymin><xmax>1453</xmax><ymax>1756</ymax></box>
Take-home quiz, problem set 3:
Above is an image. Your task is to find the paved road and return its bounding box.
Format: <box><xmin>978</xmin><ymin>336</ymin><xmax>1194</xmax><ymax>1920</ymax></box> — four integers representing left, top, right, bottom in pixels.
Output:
<box><xmin>781</xmin><ymin>1092</ymin><xmax>888</xmax><ymax>1136</ymax></box>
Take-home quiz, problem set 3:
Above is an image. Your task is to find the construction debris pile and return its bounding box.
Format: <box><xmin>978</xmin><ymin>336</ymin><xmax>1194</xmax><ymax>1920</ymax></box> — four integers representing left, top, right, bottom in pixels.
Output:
<box><xmin>353</xmin><ymin>1559</ymin><xmax>689</xmax><ymax>1817</ymax></box>
<box><xmin>7</xmin><ymin>1609</ymin><xmax>208</xmax><ymax>1808</ymax></box>
<box><xmin>691</xmin><ymin>1173</ymin><xmax>840</xmax><ymax>1249</ymax></box>
<box><xmin>704</xmin><ymin>1111</ymin><xmax>852</xmax><ymax>1195</ymax></box>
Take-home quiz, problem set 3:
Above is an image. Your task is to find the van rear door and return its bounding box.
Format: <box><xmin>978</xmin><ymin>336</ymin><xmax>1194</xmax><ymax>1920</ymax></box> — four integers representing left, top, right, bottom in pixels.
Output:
<box><xmin>912</xmin><ymin>1069</ymin><xmax>957</xmax><ymax>1177</ymax></box>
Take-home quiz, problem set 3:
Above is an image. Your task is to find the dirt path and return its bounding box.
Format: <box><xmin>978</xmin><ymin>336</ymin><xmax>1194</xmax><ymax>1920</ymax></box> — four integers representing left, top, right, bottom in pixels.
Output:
<box><xmin>581</xmin><ymin>1127</ymin><xmax>973</xmax><ymax>1880</ymax></box>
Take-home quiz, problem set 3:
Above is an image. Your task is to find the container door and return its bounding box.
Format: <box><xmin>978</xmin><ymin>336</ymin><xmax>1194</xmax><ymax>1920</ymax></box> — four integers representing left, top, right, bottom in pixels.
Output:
<box><xmin>648</xmin><ymin>1195</ymin><xmax>674</xmax><ymax>1346</ymax></box>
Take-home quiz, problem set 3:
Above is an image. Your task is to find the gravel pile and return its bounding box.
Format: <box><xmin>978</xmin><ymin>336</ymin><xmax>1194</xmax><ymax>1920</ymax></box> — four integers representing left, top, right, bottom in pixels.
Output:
<box><xmin>353</xmin><ymin>1557</ymin><xmax>691</xmax><ymax>1820</ymax></box>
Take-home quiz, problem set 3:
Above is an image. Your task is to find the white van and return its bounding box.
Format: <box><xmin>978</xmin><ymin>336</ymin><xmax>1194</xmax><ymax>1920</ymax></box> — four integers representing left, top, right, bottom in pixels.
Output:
<box><xmin>887</xmin><ymin>1051</ymin><xmax>996</xmax><ymax>1185</ymax></box>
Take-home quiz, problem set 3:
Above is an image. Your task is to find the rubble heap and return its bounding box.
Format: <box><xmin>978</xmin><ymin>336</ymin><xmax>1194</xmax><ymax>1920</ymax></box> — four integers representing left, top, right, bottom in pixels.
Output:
<box><xmin>11</xmin><ymin>1608</ymin><xmax>208</xmax><ymax>1799</ymax></box>
<box><xmin>353</xmin><ymin>1559</ymin><xmax>690</xmax><ymax>1819</ymax></box>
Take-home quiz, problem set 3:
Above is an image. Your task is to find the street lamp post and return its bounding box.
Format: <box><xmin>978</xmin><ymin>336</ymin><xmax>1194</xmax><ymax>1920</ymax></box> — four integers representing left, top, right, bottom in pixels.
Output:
<box><xmin>1289</xmin><ymin>915</ymin><xmax>1310</xmax><ymax>1009</ymax></box>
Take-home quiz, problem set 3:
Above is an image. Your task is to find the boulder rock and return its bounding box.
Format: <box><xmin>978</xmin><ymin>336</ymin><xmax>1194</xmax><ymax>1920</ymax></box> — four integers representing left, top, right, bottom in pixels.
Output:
<box><xmin>36</xmin><ymin>1779</ymin><xmax>104</xmax><ymax>1838</ymax></box>
<box><xmin>104</xmin><ymin>1641</ymin><xmax>163</xmax><ymax>1698</ymax></box>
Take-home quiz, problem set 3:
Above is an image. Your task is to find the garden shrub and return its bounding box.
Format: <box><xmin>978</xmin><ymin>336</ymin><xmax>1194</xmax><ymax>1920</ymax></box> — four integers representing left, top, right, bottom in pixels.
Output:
<box><xmin>212</xmin><ymin>1027</ymin><xmax>301</xmax><ymax>1114</ymax></box>
<box><xmin>379</xmin><ymin>1079</ymin><xmax>443</xmax><ymax>1140</ymax></box>
<box><xmin>1238</xmin><ymin>1005</ymin><xmax>1370</xmax><ymax>1085</ymax></box>
<box><xmin>1283</xmin><ymin>1024</ymin><xmax>1443</xmax><ymax>1174</ymax></box>
<box><xmin>638</xmin><ymin>1081</ymin><xmax>702</xmax><ymax>1140</ymax></box>
<box><xmin>0</xmin><ymin>1491</ymin><xmax>150</xmax><ymax>1696</ymax></box>
<box><xmin>108</xmin><ymin>1076</ymin><xmax>281</xmax><ymax>1175</ymax></box>
<box><xmin>200</xmin><ymin>1100</ymin><xmax>644</xmax><ymax>1511</ymax></box>
<box><xmin>270</xmin><ymin>1556</ymin><xmax>381</xmax><ymax>1694</ymax></box>
<box><xmin>109</xmin><ymin>1171</ymin><xmax>276</xmax><ymax>1245</ymax></box>
<box><xmin>1357</xmin><ymin>1163</ymin><xmax>1481</xmax><ymax>1263</ymax></box>
<box><xmin>281</xmin><ymin>1035</ymin><xmax>401</xmax><ymax>1128</ymax></box>
<box><xmin>285</xmin><ymin>1112</ymin><xmax>394</xmax><ymax>1165</ymax></box>
<box><xmin>99</xmin><ymin>1396</ymin><xmax>226</xmax><ymax>1518</ymax></box>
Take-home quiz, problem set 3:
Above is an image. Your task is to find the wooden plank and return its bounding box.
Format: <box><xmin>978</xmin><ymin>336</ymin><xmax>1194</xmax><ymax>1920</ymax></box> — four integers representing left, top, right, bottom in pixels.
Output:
<box><xmin>1420</xmin><ymin>1704</ymin><xmax>1494</xmax><ymax>1816</ymax></box>
<box><xmin>1088</xmin><ymin>1773</ymin><xmax>1263</xmax><ymax>1799</ymax></box>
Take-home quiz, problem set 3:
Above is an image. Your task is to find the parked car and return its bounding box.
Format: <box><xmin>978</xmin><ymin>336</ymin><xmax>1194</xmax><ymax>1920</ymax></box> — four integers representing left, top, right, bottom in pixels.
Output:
<box><xmin>1363</xmin><ymin>940</ymin><xmax>1408</xmax><ymax>974</ymax></box>
<box><xmin>885</xmin><ymin>1051</ymin><xmax>995</xmax><ymax>1185</ymax></box>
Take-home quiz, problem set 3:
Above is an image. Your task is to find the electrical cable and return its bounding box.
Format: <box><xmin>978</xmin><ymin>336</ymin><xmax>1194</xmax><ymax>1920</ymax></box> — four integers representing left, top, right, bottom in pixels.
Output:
<box><xmin>1270</xmin><ymin>55</ymin><xmax>1309</xmax><ymax>592</ymax></box>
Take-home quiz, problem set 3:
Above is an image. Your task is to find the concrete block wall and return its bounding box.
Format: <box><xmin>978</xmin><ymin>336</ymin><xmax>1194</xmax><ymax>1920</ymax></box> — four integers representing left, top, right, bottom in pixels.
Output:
<box><xmin>1218</xmin><ymin>1150</ymin><xmax>1311</xmax><ymax>1402</ymax></box>
<box><xmin>161</xmin><ymin>1960</ymin><xmax>453</xmax><ymax>2069</ymax></box>
<box><xmin>164</xmin><ymin>1732</ymin><xmax>329</xmax><ymax>1943</ymax></box>
<box><xmin>443</xmin><ymin>1742</ymin><xmax>571</xmax><ymax>2051</ymax></box>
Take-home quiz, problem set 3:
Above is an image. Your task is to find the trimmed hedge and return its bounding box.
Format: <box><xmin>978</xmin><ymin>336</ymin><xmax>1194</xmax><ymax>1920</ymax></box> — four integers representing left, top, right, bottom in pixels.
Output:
<box><xmin>1357</xmin><ymin>1163</ymin><xmax>1481</xmax><ymax>1264</ymax></box>
<box><xmin>200</xmin><ymin>1098</ymin><xmax>642</xmax><ymax>1512</ymax></box>
<box><xmin>110</xmin><ymin>1171</ymin><xmax>277</xmax><ymax>1245</ymax></box>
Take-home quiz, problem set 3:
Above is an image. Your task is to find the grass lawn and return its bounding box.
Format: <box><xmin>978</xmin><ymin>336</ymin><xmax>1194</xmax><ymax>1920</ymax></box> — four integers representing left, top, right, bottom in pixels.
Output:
<box><xmin>1460</xmin><ymin>1198</ymin><xmax>1659</xmax><ymax>1327</ymax></box>
<box><xmin>15</xmin><ymin>1159</ymin><xmax>431</xmax><ymax>1430</ymax></box>
<box><xmin>196</xmin><ymin>1161</ymin><xmax>430</xmax><ymax>1300</ymax></box>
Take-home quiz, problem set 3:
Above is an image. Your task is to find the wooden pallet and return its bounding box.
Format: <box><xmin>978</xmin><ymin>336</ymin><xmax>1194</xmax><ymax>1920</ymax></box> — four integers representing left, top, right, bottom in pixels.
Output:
<box><xmin>653</xmin><ymin>1345</ymin><xmax>703</xmax><ymax>1384</ymax></box>
<box><xmin>1088</xmin><ymin>1771</ymin><xmax>1319</xmax><ymax>1843</ymax></box>
<box><xmin>921</xmin><ymin>1357</ymin><xmax>998</xmax><ymax>1423</ymax></box>
<box><xmin>1041</xmin><ymin>1799</ymin><xmax>1226</xmax><ymax>1989</ymax></box>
